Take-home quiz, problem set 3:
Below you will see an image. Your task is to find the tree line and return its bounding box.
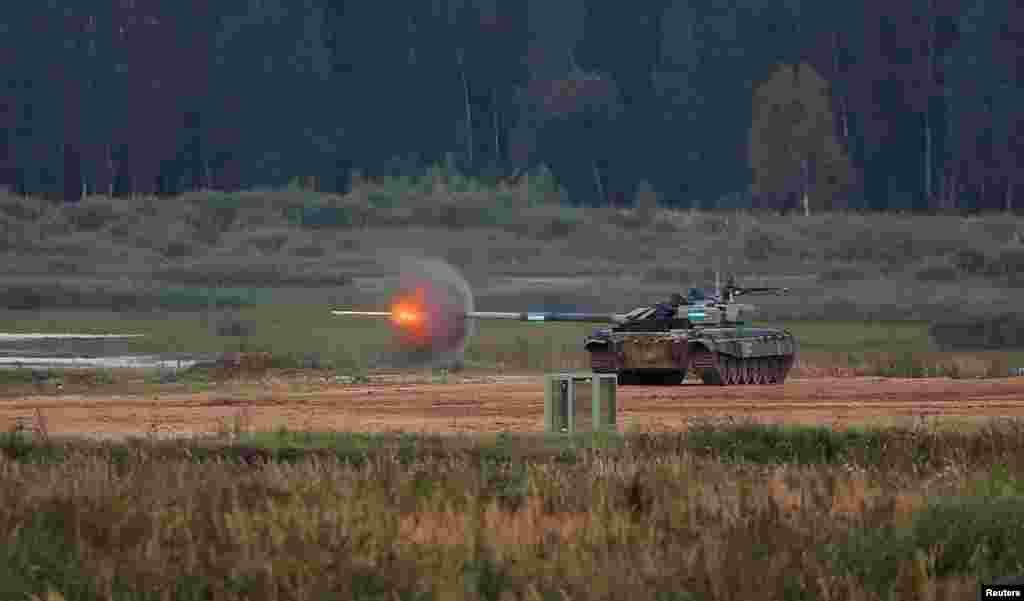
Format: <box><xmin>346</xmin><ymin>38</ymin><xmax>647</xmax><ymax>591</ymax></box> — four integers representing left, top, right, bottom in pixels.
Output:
<box><xmin>0</xmin><ymin>1</ymin><xmax>1020</xmax><ymax>212</ymax></box>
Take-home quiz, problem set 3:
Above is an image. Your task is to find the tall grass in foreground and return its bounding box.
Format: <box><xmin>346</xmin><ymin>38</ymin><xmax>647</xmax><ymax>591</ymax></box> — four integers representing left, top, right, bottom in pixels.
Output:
<box><xmin>2</xmin><ymin>423</ymin><xmax>1024</xmax><ymax>600</ymax></box>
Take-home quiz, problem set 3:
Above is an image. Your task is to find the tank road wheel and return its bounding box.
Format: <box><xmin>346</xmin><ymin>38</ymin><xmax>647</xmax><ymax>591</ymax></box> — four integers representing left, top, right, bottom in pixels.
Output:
<box><xmin>661</xmin><ymin>371</ymin><xmax>686</xmax><ymax>385</ymax></box>
<box><xmin>778</xmin><ymin>357</ymin><xmax>789</xmax><ymax>383</ymax></box>
<box><xmin>779</xmin><ymin>355</ymin><xmax>795</xmax><ymax>383</ymax></box>
<box><xmin>701</xmin><ymin>367</ymin><xmax>724</xmax><ymax>385</ymax></box>
<box><xmin>771</xmin><ymin>358</ymin><xmax>784</xmax><ymax>383</ymax></box>
<box><xmin>733</xmin><ymin>357</ymin><xmax>746</xmax><ymax>385</ymax></box>
<box><xmin>763</xmin><ymin>358</ymin><xmax>779</xmax><ymax>384</ymax></box>
<box><xmin>617</xmin><ymin>372</ymin><xmax>639</xmax><ymax>385</ymax></box>
<box><xmin>743</xmin><ymin>359</ymin><xmax>757</xmax><ymax>385</ymax></box>
<box><xmin>755</xmin><ymin>358</ymin><xmax>769</xmax><ymax>384</ymax></box>
<box><xmin>721</xmin><ymin>356</ymin><xmax>736</xmax><ymax>385</ymax></box>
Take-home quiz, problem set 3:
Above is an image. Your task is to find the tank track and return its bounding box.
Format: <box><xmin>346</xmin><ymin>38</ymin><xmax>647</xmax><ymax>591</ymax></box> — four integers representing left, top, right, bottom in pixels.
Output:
<box><xmin>698</xmin><ymin>353</ymin><xmax>795</xmax><ymax>385</ymax></box>
<box><xmin>617</xmin><ymin>371</ymin><xmax>686</xmax><ymax>386</ymax></box>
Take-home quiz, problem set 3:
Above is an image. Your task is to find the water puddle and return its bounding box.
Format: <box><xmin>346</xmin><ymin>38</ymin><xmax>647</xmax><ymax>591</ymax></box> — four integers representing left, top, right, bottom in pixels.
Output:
<box><xmin>0</xmin><ymin>355</ymin><xmax>201</xmax><ymax>370</ymax></box>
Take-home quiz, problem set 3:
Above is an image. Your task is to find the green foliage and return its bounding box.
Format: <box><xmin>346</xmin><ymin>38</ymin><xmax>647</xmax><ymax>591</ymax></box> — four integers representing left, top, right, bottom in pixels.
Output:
<box><xmin>870</xmin><ymin>352</ymin><xmax>931</xmax><ymax>378</ymax></box>
<box><xmin>0</xmin><ymin>431</ymin><xmax>66</xmax><ymax>463</ymax></box>
<box><xmin>94</xmin><ymin>369</ymin><xmax>116</xmax><ymax>385</ymax></box>
<box><xmin>965</xmin><ymin>464</ymin><xmax>1024</xmax><ymax>499</ymax></box>
<box><xmin>826</xmin><ymin>496</ymin><xmax>1024</xmax><ymax>593</ymax></box>
<box><xmin>158</xmin><ymin>287</ymin><xmax>269</xmax><ymax>310</ymax></box>
<box><xmin>0</xmin><ymin>422</ymin><xmax>1022</xmax><ymax>598</ymax></box>
<box><xmin>0</xmin><ymin>368</ymin><xmax>40</xmax><ymax>385</ymax></box>
<box><xmin>286</xmin><ymin>204</ymin><xmax>353</xmax><ymax>228</ymax></box>
<box><xmin>197</xmin><ymin>191</ymin><xmax>246</xmax><ymax>211</ymax></box>
<box><xmin>397</xmin><ymin>432</ymin><xmax>418</xmax><ymax>466</ymax></box>
<box><xmin>479</xmin><ymin>432</ymin><xmax>529</xmax><ymax>510</ymax></box>
<box><xmin>749</xmin><ymin>62</ymin><xmax>856</xmax><ymax>212</ymax></box>
<box><xmin>0</xmin><ymin>510</ymin><xmax>97</xmax><ymax>601</ymax></box>
<box><xmin>684</xmin><ymin>422</ymin><xmax>883</xmax><ymax>465</ymax></box>
<box><xmin>929</xmin><ymin>313</ymin><xmax>1024</xmax><ymax>350</ymax></box>
<box><xmin>461</xmin><ymin>557</ymin><xmax>512</xmax><ymax>601</ymax></box>
<box><xmin>332</xmin><ymin>432</ymin><xmax>378</xmax><ymax>467</ymax></box>
<box><xmin>431</xmin><ymin>367</ymin><xmax>449</xmax><ymax>384</ymax></box>
<box><xmin>178</xmin><ymin>365</ymin><xmax>214</xmax><ymax>383</ymax></box>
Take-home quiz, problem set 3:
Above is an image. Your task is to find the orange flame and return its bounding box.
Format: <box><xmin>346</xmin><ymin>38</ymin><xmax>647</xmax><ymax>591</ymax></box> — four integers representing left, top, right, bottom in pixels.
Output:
<box><xmin>390</xmin><ymin>288</ymin><xmax>429</xmax><ymax>341</ymax></box>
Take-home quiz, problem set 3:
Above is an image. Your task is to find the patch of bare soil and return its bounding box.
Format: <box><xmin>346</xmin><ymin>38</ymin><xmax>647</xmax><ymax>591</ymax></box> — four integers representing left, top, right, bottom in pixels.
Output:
<box><xmin>3</xmin><ymin>374</ymin><xmax>1024</xmax><ymax>439</ymax></box>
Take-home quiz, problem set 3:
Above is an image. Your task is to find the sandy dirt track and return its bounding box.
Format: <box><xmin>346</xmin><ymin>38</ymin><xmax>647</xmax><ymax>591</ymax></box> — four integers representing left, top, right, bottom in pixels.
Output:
<box><xmin>2</xmin><ymin>374</ymin><xmax>1024</xmax><ymax>438</ymax></box>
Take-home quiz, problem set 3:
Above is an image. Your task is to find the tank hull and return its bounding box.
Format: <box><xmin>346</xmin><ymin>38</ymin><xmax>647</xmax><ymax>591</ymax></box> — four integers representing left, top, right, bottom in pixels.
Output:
<box><xmin>585</xmin><ymin>327</ymin><xmax>797</xmax><ymax>385</ymax></box>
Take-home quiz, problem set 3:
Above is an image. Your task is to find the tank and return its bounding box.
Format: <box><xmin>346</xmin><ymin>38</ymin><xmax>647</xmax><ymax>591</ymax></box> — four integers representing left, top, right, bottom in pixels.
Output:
<box><xmin>331</xmin><ymin>277</ymin><xmax>797</xmax><ymax>385</ymax></box>
<box><xmin>580</xmin><ymin>278</ymin><xmax>797</xmax><ymax>385</ymax></box>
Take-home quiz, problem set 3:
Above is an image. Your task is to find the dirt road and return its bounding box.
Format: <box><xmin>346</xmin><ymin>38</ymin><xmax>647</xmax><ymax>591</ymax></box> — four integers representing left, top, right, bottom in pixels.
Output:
<box><xmin>2</xmin><ymin>375</ymin><xmax>1024</xmax><ymax>439</ymax></box>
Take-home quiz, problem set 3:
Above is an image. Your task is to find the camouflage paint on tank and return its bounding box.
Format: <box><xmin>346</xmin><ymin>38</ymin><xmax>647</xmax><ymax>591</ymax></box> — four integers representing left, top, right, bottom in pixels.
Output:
<box><xmin>693</xmin><ymin>328</ymin><xmax>798</xmax><ymax>359</ymax></box>
<box><xmin>581</xmin><ymin>278</ymin><xmax>799</xmax><ymax>385</ymax></box>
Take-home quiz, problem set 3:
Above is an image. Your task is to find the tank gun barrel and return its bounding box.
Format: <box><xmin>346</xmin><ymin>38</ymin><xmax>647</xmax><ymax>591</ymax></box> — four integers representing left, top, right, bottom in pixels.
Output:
<box><xmin>465</xmin><ymin>311</ymin><xmax>627</xmax><ymax>323</ymax></box>
<box><xmin>331</xmin><ymin>310</ymin><xmax>627</xmax><ymax>324</ymax></box>
<box><xmin>721</xmin><ymin>286</ymin><xmax>788</xmax><ymax>299</ymax></box>
<box><xmin>733</xmin><ymin>287</ymin><xmax>788</xmax><ymax>295</ymax></box>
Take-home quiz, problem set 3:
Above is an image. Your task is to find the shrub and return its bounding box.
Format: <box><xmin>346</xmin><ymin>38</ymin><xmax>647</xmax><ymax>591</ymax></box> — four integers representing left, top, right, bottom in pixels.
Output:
<box><xmin>993</xmin><ymin>249</ymin><xmax>1024</xmax><ymax>285</ymax></box>
<box><xmin>291</xmin><ymin>244</ymin><xmax>325</xmax><ymax>258</ymax></box>
<box><xmin>929</xmin><ymin>314</ymin><xmax>1024</xmax><ymax>349</ymax></box>
<box><xmin>162</xmin><ymin>240</ymin><xmax>192</xmax><ymax>259</ymax></box>
<box><xmin>188</xmin><ymin>204</ymin><xmax>239</xmax><ymax>244</ymax></box>
<box><xmin>606</xmin><ymin>210</ymin><xmax>652</xmax><ymax>231</ymax></box>
<box><xmin>827</xmin><ymin>496</ymin><xmax>1024</xmax><ymax>593</ymax></box>
<box><xmin>817</xmin><ymin>266</ymin><xmax>867</xmax><ymax>283</ymax></box>
<box><xmin>66</xmin><ymin>200</ymin><xmax>120</xmax><ymax>231</ymax></box>
<box><xmin>696</xmin><ymin>215</ymin><xmax>730</xmax><ymax>235</ymax></box>
<box><xmin>744</xmin><ymin>230</ymin><xmax>790</xmax><ymax>261</ymax></box>
<box><xmin>0</xmin><ymin>286</ymin><xmax>44</xmax><ymax>310</ymax></box>
<box><xmin>0</xmin><ymin>196</ymin><xmax>44</xmax><ymax>221</ymax></box>
<box><xmin>683</xmin><ymin>422</ymin><xmax>880</xmax><ymax>465</ymax></box>
<box><xmin>952</xmin><ymin>249</ymin><xmax>990</xmax><ymax>275</ymax></box>
<box><xmin>0</xmin><ymin>369</ymin><xmax>39</xmax><ymax>385</ymax></box>
<box><xmin>248</xmin><ymin>233</ymin><xmax>288</xmax><ymax>254</ymax></box>
<box><xmin>644</xmin><ymin>266</ymin><xmax>692</xmax><ymax>283</ymax></box>
<box><xmin>914</xmin><ymin>265</ymin><xmax>958</xmax><ymax>282</ymax></box>
<box><xmin>534</xmin><ymin>217</ymin><xmax>578</xmax><ymax>240</ymax></box>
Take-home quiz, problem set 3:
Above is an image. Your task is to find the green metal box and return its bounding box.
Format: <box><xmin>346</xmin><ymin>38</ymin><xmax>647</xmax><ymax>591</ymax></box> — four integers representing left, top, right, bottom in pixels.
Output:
<box><xmin>543</xmin><ymin>372</ymin><xmax>617</xmax><ymax>434</ymax></box>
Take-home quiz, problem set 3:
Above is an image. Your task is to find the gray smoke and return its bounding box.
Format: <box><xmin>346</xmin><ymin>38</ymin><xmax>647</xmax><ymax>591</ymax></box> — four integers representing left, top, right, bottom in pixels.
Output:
<box><xmin>372</xmin><ymin>257</ymin><xmax>476</xmax><ymax>369</ymax></box>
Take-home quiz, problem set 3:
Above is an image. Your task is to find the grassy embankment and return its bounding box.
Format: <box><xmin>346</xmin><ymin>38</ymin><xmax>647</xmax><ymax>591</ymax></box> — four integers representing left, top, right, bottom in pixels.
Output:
<box><xmin>2</xmin><ymin>421</ymin><xmax>1024</xmax><ymax>600</ymax></box>
<box><xmin>1</xmin><ymin>306</ymin><xmax>1020</xmax><ymax>380</ymax></box>
<box><xmin>2</xmin><ymin>175</ymin><xmax>1024</xmax><ymax>377</ymax></box>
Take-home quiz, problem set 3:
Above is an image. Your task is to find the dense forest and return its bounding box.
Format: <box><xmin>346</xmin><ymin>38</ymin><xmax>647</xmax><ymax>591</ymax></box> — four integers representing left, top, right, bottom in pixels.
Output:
<box><xmin>0</xmin><ymin>1</ymin><xmax>1021</xmax><ymax>212</ymax></box>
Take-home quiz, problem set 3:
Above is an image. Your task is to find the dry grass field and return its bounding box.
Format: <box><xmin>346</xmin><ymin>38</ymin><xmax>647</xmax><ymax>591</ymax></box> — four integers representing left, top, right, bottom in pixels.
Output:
<box><xmin>2</xmin><ymin>420</ymin><xmax>1024</xmax><ymax>600</ymax></box>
